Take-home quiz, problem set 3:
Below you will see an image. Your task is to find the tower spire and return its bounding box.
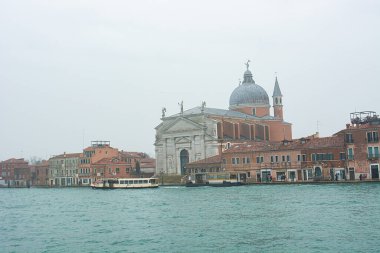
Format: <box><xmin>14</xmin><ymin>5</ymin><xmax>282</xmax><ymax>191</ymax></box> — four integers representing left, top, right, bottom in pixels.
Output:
<box><xmin>272</xmin><ymin>75</ymin><xmax>283</xmax><ymax>120</ymax></box>
<box><xmin>272</xmin><ymin>76</ymin><xmax>282</xmax><ymax>97</ymax></box>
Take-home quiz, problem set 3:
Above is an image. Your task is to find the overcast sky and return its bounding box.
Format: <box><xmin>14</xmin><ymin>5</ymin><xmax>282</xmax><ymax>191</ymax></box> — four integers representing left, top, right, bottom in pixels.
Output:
<box><xmin>1</xmin><ymin>0</ymin><xmax>379</xmax><ymax>161</ymax></box>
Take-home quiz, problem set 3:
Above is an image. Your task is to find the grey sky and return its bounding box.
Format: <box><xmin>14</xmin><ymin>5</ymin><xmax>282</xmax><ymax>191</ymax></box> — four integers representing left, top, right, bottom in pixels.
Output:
<box><xmin>1</xmin><ymin>0</ymin><xmax>379</xmax><ymax>161</ymax></box>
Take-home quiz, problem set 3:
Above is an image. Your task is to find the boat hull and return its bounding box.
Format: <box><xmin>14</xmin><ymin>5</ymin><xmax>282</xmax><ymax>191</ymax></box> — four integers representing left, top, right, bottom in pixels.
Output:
<box><xmin>91</xmin><ymin>185</ymin><xmax>159</xmax><ymax>189</ymax></box>
<box><xmin>91</xmin><ymin>178</ymin><xmax>159</xmax><ymax>189</ymax></box>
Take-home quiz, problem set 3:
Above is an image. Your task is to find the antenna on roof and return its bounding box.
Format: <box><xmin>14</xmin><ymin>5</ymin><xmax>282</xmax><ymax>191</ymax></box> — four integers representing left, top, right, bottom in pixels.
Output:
<box><xmin>317</xmin><ymin>120</ymin><xmax>320</xmax><ymax>134</ymax></box>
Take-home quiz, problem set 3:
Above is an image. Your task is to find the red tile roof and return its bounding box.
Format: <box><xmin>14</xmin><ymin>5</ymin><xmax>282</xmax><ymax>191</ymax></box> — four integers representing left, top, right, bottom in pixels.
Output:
<box><xmin>223</xmin><ymin>136</ymin><xmax>344</xmax><ymax>154</ymax></box>
<box><xmin>187</xmin><ymin>155</ymin><xmax>222</xmax><ymax>165</ymax></box>
<box><xmin>50</xmin><ymin>153</ymin><xmax>82</xmax><ymax>159</ymax></box>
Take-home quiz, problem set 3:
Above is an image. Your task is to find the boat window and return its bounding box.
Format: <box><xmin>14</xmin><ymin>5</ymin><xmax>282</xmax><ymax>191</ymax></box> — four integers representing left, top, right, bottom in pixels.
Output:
<box><xmin>139</xmin><ymin>180</ymin><xmax>143</xmax><ymax>184</ymax></box>
<box><xmin>128</xmin><ymin>180</ymin><xmax>133</xmax><ymax>184</ymax></box>
<box><xmin>134</xmin><ymin>180</ymin><xmax>139</xmax><ymax>184</ymax></box>
<box><xmin>120</xmin><ymin>180</ymin><xmax>125</xmax><ymax>184</ymax></box>
<box><xmin>143</xmin><ymin>180</ymin><xmax>148</xmax><ymax>184</ymax></box>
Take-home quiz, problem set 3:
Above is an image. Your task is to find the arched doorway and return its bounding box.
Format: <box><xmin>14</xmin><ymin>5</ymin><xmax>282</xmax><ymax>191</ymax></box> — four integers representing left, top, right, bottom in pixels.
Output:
<box><xmin>180</xmin><ymin>149</ymin><xmax>189</xmax><ymax>175</ymax></box>
<box><xmin>315</xmin><ymin>166</ymin><xmax>322</xmax><ymax>179</ymax></box>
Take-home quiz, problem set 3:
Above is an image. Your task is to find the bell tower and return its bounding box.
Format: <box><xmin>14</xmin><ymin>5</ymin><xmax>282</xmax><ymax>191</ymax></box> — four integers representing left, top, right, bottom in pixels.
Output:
<box><xmin>272</xmin><ymin>76</ymin><xmax>283</xmax><ymax>120</ymax></box>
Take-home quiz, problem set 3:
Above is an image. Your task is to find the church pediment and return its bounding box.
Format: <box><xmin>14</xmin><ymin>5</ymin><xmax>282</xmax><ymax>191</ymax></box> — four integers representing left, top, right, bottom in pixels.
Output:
<box><xmin>162</xmin><ymin>117</ymin><xmax>204</xmax><ymax>133</ymax></box>
<box><xmin>175</xmin><ymin>136</ymin><xmax>192</xmax><ymax>144</ymax></box>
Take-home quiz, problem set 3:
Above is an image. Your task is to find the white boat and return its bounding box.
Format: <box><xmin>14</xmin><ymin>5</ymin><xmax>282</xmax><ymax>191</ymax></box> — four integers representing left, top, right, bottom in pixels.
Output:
<box><xmin>91</xmin><ymin>178</ymin><xmax>159</xmax><ymax>189</ymax></box>
<box><xmin>186</xmin><ymin>172</ymin><xmax>246</xmax><ymax>187</ymax></box>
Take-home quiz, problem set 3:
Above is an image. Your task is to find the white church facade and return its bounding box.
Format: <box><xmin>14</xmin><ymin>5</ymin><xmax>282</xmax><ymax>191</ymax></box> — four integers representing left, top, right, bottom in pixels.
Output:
<box><xmin>155</xmin><ymin>63</ymin><xmax>292</xmax><ymax>175</ymax></box>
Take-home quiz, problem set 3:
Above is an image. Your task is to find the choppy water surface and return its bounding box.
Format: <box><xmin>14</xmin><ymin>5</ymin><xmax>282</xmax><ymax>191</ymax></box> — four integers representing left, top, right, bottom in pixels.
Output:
<box><xmin>1</xmin><ymin>183</ymin><xmax>380</xmax><ymax>253</ymax></box>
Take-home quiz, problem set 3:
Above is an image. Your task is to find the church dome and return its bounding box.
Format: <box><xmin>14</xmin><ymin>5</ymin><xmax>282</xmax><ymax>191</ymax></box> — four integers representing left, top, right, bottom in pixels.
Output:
<box><xmin>229</xmin><ymin>68</ymin><xmax>270</xmax><ymax>107</ymax></box>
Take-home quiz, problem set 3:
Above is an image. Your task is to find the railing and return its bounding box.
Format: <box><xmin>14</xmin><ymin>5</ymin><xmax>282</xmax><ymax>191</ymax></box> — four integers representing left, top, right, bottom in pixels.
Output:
<box><xmin>368</xmin><ymin>154</ymin><xmax>380</xmax><ymax>159</ymax></box>
<box><xmin>347</xmin><ymin>155</ymin><xmax>354</xmax><ymax>160</ymax></box>
<box><xmin>367</xmin><ymin>137</ymin><xmax>379</xmax><ymax>143</ymax></box>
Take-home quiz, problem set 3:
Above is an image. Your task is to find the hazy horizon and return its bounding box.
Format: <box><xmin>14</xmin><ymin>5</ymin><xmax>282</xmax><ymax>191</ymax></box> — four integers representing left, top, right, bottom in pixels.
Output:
<box><xmin>1</xmin><ymin>0</ymin><xmax>379</xmax><ymax>161</ymax></box>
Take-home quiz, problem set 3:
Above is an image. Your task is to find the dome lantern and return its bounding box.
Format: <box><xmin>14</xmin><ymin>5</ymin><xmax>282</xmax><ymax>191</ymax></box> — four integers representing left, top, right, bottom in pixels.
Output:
<box><xmin>229</xmin><ymin>62</ymin><xmax>270</xmax><ymax>109</ymax></box>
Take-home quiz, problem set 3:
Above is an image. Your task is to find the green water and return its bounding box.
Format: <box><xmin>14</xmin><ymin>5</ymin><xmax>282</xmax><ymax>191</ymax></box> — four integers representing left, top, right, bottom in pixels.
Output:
<box><xmin>1</xmin><ymin>184</ymin><xmax>379</xmax><ymax>253</ymax></box>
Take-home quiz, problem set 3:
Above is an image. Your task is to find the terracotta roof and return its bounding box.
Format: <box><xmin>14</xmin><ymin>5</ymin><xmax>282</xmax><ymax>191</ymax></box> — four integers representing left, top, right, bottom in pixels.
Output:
<box><xmin>93</xmin><ymin>157</ymin><xmax>129</xmax><ymax>165</ymax></box>
<box><xmin>223</xmin><ymin>136</ymin><xmax>344</xmax><ymax>154</ymax></box>
<box><xmin>335</xmin><ymin>124</ymin><xmax>380</xmax><ymax>134</ymax></box>
<box><xmin>140</xmin><ymin>158</ymin><xmax>156</xmax><ymax>168</ymax></box>
<box><xmin>50</xmin><ymin>153</ymin><xmax>82</xmax><ymax>159</ymax></box>
<box><xmin>300</xmin><ymin>136</ymin><xmax>343</xmax><ymax>149</ymax></box>
<box><xmin>119</xmin><ymin>151</ymin><xmax>145</xmax><ymax>158</ymax></box>
<box><xmin>187</xmin><ymin>155</ymin><xmax>222</xmax><ymax>166</ymax></box>
<box><xmin>1</xmin><ymin>158</ymin><xmax>28</xmax><ymax>164</ymax></box>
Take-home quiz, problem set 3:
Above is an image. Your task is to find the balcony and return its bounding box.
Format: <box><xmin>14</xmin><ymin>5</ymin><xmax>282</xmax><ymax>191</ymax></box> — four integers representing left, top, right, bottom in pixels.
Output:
<box><xmin>368</xmin><ymin>154</ymin><xmax>380</xmax><ymax>160</ymax></box>
<box><xmin>347</xmin><ymin>155</ymin><xmax>355</xmax><ymax>160</ymax></box>
<box><xmin>367</xmin><ymin>137</ymin><xmax>379</xmax><ymax>143</ymax></box>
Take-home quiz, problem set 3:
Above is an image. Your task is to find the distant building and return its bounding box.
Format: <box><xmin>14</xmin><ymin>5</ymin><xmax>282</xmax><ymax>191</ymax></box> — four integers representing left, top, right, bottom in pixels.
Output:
<box><xmin>79</xmin><ymin>141</ymin><xmax>119</xmax><ymax>186</ymax></box>
<box><xmin>92</xmin><ymin>157</ymin><xmax>131</xmax><ymax>180</ymax></box>
<box><xmin>186</xmin><ymin>111</ymin><xmax>380</xmax><ymax>183</ymax></box>
<box><xmin>30</xmin><ymin>160</ymin><xmax>49</xmax><ymax>186</ymax></box>
<box><xmin>46</xmin><ymin>141</ymin><xmax>156</xmax><ymax>187</ymax></box>
<box><xmin>336</xmin><ymin>111</ymin><xmax>380</xmax><ymax>180</ymax></box>
<box><xmin>155</xmin><ymin>63</ymin><xmax>292</xmax><ymax>175</ymax></box>
<box><xmin>48</xmin><ymin>153</ymin><xmax>82</xmax><ymax>186</ymax></box>
<box><xmin>0</xmin><ymin>158</ymin><xmax>30</xmax><ymax>187</ymax></box>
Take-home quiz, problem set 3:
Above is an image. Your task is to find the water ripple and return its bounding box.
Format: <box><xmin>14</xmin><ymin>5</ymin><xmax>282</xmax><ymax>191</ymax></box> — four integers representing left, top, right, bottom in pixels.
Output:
<box><xmin>1</xmin><ymin>184</ymin><xmax>380</xmax><ymax>252</ymax></box>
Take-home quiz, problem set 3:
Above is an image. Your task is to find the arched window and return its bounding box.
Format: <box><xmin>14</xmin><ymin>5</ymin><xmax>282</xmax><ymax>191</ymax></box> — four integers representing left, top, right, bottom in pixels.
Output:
<box><xmin>315</xmin><ymin>167</ymin><xmax>322</xmax><ymax>177</ymax></box>
<box><xmin>180</xmin><ymin>149</ymin><xmax>189</xmax><ymax>175</ymax></box>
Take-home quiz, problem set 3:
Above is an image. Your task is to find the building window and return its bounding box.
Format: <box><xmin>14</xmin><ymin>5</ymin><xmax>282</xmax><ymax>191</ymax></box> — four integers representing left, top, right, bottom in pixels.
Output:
<box><xmin>287</xmin><ymin>155</ymin><xmax>290</xmax><ymax>162</ymax></box>
<box><xmin>275</xmin><ymin>156</ymin><xmax>279</xmax><ymax>162</ymax></box>
<box><xmin>222</xmin><ymin>159</ymin><xmax>226</xmax><ymax>164</ymax></box>
<box><xmin>297</xmin><ymin>155</ymin><xmax>301</xmax><ymax>162</ymax></box>
<box><xmin>345</xmin><ymin>133</ymin><xmax>353</xmax><ymax>143</ymax></box>
<box><xmin>367</xmin><ymin>131</ymin><xmax>379</xmax><ymax>143</ymax></box>
<box><xmin>368</xmin><ymin>147</ymin><xmax>379</xmax><ymax>159</ymax></box>
<box><xmin>282</xmin><ymin>156</ymin><xmax>286</xmax><ymax>162</ymax></box>
<box><xmin>271</xmin><ymin>156</ymin><xmax>274</xmax><ymax>163</ymax></box>
<box><xmin>247</xmin><ymin>172</ymin><xmax>251</xmax><ymax>178</ymax></box>
<box><xmin>116</xmin><ymin>168</ymin><xmax>120</xmax><ymax>173</ymax></box>
<box><xmin>340</xmin><ymin>152</ymin><xmax>346</xmax><ymax>160</ymax></box>
<box><xmin>232</xmin><ymin>158</ymin><xmax>240</xmax><ymax>165</ymax></box>
<box><xmin>252</xmin><ymin>108</ymin><xmax>256</xmax><ymax>116</ymax></box>
<box><xmin>347</xmin><ymin>148</ymin><xmax>354</xmax><ymax>160</ymax></box>
<box><xmin>311</xmin><ymin>153</ymin><xmax>316</xmax><ymax>161</ymax></box>
<box><xmin>243</xmin><ymin>157</ymin><xmax>251</xmax><ymax>164</ymax></box>
<box><xmin>323</xmin><ymin>153</ymin><xmax>334</xmax><ymax>160</ymax></box>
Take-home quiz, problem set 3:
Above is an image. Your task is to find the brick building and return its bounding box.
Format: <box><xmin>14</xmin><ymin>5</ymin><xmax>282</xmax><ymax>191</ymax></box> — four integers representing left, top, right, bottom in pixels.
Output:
<box><xmin>186</xmin><ymin>134</ymin><xmax>346</xmax><ymax>183</ymax></box>
<box><xmin>78</xmin><ymin>141</ymin><xmax>119</xmax><ymax>185</ymax></box>
<box><xmin>0</xmin><ymin>158</ymin><xmax>30</xmax><ymax>187</ymax></box>
<box><xmin>336</xmin><ymin>111</ymin><xmax>380</xmax><ymax>180</ymax></box>
<box><xmin>47</xmin><ymin>141</ymin><xmax>155</xmax><ymax>186</ymax></box>
<box><xmin>186</xmin><ymin>111</ymin><xmax>380</xmax><ymax>183</ymax></box>
<box><xmin>30</xmin><ymin>160</ymin><xmax>49</xmax><ymax>186</ymax></box>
